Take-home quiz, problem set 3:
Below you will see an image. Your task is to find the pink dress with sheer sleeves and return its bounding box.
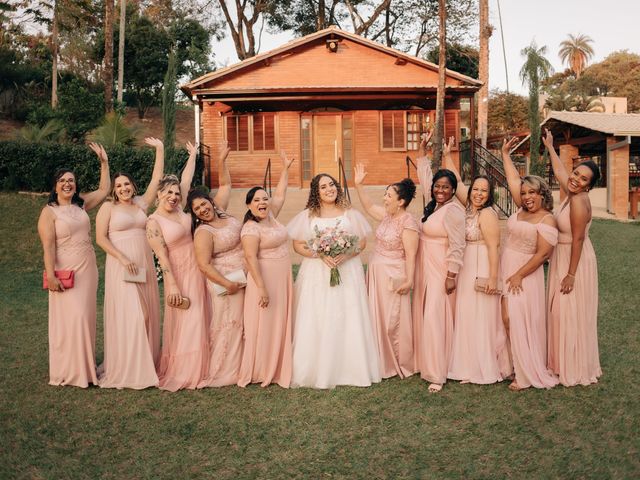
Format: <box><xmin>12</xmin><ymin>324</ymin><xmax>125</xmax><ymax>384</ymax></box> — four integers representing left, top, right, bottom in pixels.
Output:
<box><xmin>99</xmin><ymin>197</ymin><xmax>160</xmax><ymax>389</ymax></box>
<box><xmin>448</xmin><ymin>209</ymin><xmax>512</xmax><ymax>384</ymax></box>
<box><xmin>238</xmin><ymin>214</ymin><xmax>292</xmax><ymax>388</ymax></box>
<box><xmin>47</xmin><ymin>204</ymin><xmax>99</xmax><ymax>387</ymax></box>
<box><xmin>149</xmin><ymin>211</ymin><xmax>209</xmax><ymax>392</ymax></box>
<box><xmin>547</xmin><ymin>200</ymin><xmax>600</xmax><ymax>386</ymax></box>
<box><xmin>196</xmin><ymin>216</ymin><xmax>245</xmax><ymax>388</ymax></box>
<box><xmin>367</xmin><ymin>211</ymin><xmax>420</xmax><ymax>379</ymax></box>
<box><xmin>501</xmin><ymin>211</ymin><xmax>559</xmax><ymax>389</ymax></box>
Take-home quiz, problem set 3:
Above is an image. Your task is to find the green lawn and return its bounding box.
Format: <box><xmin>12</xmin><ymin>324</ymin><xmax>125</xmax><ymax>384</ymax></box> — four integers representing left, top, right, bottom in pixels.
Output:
<box><xmin>1</xmin><ymin>192</ymin><xmax>638</xmax><ymax>479</ymax></box>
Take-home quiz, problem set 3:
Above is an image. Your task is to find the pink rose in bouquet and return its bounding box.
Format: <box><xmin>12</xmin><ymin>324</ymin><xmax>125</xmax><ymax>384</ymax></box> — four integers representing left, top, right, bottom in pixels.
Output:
<box><xmin>306</xmin><ymin>220</ymin><xmax>360</xmax><ymax>286</ymax></box>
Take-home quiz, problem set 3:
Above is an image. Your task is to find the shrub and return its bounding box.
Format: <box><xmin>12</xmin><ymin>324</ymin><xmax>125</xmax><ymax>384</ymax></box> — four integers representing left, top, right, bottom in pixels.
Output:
<box><xmin>0</xmin><ymin>140</ymin><xmax>201</xmax><ymax>192</ymax></box>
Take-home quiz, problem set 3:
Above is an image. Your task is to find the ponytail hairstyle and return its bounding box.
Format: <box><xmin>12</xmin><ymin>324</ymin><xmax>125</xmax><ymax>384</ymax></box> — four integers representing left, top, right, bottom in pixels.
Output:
<box><xmin>466</xmin><ymin>175</ymin><xmax>495</xmax><ymax>210</ymax></box>
<box><xmin>186</xmin><ymin>188</ymin><xmax>227</xmax><ymax>234</ymax></box>
<box><xmin>389</xmin><ymin>178</ymin><xmax>417</xmax><ymax>208</ymax></box>
<box><xmin>48</xmin><ymin>169</ymin><xmax>84</xmax><ymax>207</ymax></box>
<box><xmin>243</xmin><ymin>186</ymin><xmax>267</xmax><ymax>224</ymax></box>
<box><xmin>522</xmin><ymin>175</ymin><xmax>554</xmax><ymax>212</ymax></box>
<box><xmin>577</xmin><ymin>160</ymin><xmax>601</xmax><ymax>189</ymax></box>
<box><xmin>422</xmin><ymin>169</ymin><xmax>458</xmax><ymax>222</ymax></box>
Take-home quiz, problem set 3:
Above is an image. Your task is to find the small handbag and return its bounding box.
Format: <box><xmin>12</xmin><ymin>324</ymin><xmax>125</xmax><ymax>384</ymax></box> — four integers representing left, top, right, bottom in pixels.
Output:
<box><xmin>42</xmin><ymin>270</ymin><xmax>74</xmax><ymax>290</ymax></box>
<box><xmin>124</xmin><ymin>267</ymin><xmax>146</xmax><ymax>283</ymax></box>
<box><xmin>212</xmin><ymin>269</ymin><xmax>248</xmax><ymax>296</ymax></box>
<box><xmin>473</xmin><ymin>243</ymin><xmax>502</xmax><ymax>295</ymax></box>
<box><xmin>168</xmin><ymin>296</ymin><xmax>191</xmax><ymax>309</ymax></box>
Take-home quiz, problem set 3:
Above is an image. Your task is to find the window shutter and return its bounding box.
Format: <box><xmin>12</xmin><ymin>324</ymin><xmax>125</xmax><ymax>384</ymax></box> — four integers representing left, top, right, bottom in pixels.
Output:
<box><xmin>226</xmin><ymin>115</ymin><xmax>249</xmax><ymax>151</ymax></box>
<box><xmin>381</xmin><ymin>111</ymin><xmax>405</xmax><ymax>150</ymax></box>
<box><xmin>444</xmin><ymin>110</ymin><xmax>459</xmax><ymax>150</ymax></box>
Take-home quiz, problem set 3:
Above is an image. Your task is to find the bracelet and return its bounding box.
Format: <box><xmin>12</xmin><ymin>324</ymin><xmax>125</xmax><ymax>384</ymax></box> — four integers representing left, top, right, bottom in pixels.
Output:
<box><xmin>566</xmin><ymin>273</ymin><xmax>575</xmax><ymax>278</ymax></box>
<box><xmin>446</xmin><ymin>275</ymin><xmax>456</xmax><ymax>279</ymax></box>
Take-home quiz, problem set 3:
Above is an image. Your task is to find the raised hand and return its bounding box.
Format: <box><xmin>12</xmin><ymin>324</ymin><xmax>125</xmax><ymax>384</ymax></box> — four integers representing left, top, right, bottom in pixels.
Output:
<box><xmin>280</xmin><ymin>149</ymin><xmax>294</xmax><ymax>169</ymax></box>
<box><xmin>443</xmin><ymin>136</ymin><xmax>455</xmax><ymax>156</ymax></box>
<box><xmin>88</xmin><ymin>142</ymin><xmax>108</xmax><ymax>163</ymax></box>
<box><xmin>218</xmin><ymin>140</ymin><xmax>230</xmax><ymax>162</ymax></box>
<box><xmin>501</xmin><ymin>137</ymin><xmax>519</xmax><ymax>157</ymax></box>
<box><xmin>144</xmin><ymin>137</ymin><xmax>164</xmax><ymax>150</ymax></box>
<box><xmin>542</xmin><ymin>128</ymin><xmax>554</xmax><ymax>150</ymax></box>
<box><xmin>420</xmin><ymin>129</ymin><xmax>434</xmax><ymax>154</ymax></box>
<box><xmin>354</xmin><ymin>163</ymin><xmax>367</xmax><ymax>186</ymax></box>
<box><xmin>185</xmin><ymin>141</ymin><xmax>198</xmax><ymax>157</ymax></box>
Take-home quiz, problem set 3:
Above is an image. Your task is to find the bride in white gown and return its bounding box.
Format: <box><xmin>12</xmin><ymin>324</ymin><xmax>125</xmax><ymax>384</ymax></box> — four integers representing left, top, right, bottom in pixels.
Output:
<box><xmin>287</xmin><ymin>173</ymin><xmax>381</xmax><ymax>389</ymax></box>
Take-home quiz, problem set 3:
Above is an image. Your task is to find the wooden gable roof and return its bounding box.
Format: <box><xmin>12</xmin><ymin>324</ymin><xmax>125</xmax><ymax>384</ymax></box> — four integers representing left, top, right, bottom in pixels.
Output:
<box><xmin>181</xmin><ymin>26</ymin><xmax>482</xmax><ymax>99</ymax></box>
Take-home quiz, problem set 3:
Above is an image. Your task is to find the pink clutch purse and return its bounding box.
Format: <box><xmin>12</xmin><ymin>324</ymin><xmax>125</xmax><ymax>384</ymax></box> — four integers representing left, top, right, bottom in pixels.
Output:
<box><xmin>42</xmin><ymin>270</ymin><xmax>74</xmax><ymax>290</ymax></box>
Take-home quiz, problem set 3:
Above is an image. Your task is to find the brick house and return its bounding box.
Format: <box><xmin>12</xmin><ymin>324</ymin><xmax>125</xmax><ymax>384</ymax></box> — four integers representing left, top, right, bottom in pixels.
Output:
<box><xmin>181</xmin><ymin>26</ymin><xmax>482</xmax><ymax>188</ymax></box>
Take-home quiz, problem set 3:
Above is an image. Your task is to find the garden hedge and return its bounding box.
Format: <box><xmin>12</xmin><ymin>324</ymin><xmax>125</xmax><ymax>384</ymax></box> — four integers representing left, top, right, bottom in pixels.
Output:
<box><xmin>0</xmin><ymin>141</ymin><xmax>203</xmax><ymax>192</ymax></box>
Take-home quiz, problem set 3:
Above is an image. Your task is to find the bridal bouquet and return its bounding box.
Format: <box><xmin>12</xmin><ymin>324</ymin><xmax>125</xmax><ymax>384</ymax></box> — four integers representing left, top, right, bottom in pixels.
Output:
<box><xmin>307</xmin><ymin>220</ymin><xmax>360</xmax><ymax>287</ymax></box>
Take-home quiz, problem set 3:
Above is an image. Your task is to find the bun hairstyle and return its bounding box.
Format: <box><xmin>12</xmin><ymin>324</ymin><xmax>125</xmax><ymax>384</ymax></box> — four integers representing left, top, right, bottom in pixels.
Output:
<box><xmin>467</xmin><ymin>175</ymin><xmax>495</xmax><ymax>210</ymax></box>
<box><xmin>390</xmin><ymin>178</ymin><xmax>417</xmax><ymax>208</ymax></box>
<box><xmin>110</xmin><ymin>172</ymin><xmax>138</xmax><ymax>202</ymax></box>
<box><xmin>186</xmin><ymin>188</ymin><xmax>227</xmax><ymax>234</ymax></box>
<box><xmin>48</xmin><ymin>168</ymin><xmax>84</xmax><ymax>207</ymax></box>
<box><xmin>243</xmin><ymin>186</ymin><xmax>267</xmax><ymax>224</ymax></box>
<box><xmin>522</xmin><ymin>175</ymin><xmax>554</xmax><ymax>212</ymax></box>
<box><xmin>577</xmin><ymin>160</ymin><xmax>601</xmax><ymax>189</ymax></box>
<box><xmin>422</xmin><ymin>169</ymin><xmax>458</xmax><ymax>222</ymax></box>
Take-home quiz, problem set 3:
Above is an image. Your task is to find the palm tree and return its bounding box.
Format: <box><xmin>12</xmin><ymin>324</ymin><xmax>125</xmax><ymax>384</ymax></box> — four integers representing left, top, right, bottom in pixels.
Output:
<box><xmin>520</xmin><ymin>41</ymin><xmax>553</xmax><ymax>166</ymax></box>
<box><xmin>432</xmin><ymin>0</ymin><xmax>446</xmax><ymax>168</ymax></box>
<box><xmin>104</xmin><ymin>0</ymin><xmax>114</xmax><ymax>112</ymax></box>
<box><xmin>559</xmin><ymin>33</ymin><xmax>594</xmax><ymax>79</ymax></box>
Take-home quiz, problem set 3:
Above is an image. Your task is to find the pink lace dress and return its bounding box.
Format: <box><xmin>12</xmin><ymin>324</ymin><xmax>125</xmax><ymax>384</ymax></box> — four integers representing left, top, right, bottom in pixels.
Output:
<box><xmin>99</xmin><ymin>198</ymin><xmax>160</xmax><ymax>389</ymax></box>
<box><xmin>238</xmin><ymin>215</ymin><xmax>292</xmax><ymax>388</ymax></box>
<box><xmin>448</xmin><ymin>209</ymin><xmax>512</xmax><ymax>384</ymax></box>
<box><xmin>46</xmin><ymin>204</ymin><xmax>99</xmax><ymax>387</ymax></box>
<box><xmin>367</xmin><ymin>211</ymin><xmax>420</xmax><ymax>378</ymax></box>
<box><xmin>547</xmin><ymin>199</ymin><xmax>600</xmax><ymax>386</ymax></box>
<box><xmin>501</xmin><ymin>211</ymin><xmax>559</xmax><ymax>389</ymax></box>
<box><xmin>149</xmin><ymin>211</ymin><xmax>209</xmax><ymax>391</ymax></box>
<box><xmin>196</xmin><ymin>216</ymin><xmax>245</xmax><ymax>388</ymax></box>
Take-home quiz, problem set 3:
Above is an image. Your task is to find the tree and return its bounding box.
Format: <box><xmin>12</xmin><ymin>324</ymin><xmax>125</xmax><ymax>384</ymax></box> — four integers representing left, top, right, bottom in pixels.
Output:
<box><xmin>116</xmin><ymin>0</ymin><xmax>125</xmax><ymax>104</ymax></box>
<box><xmin>519</xmin><ymin>41</ymin><xmax>552</xmax><ymax>166</ymax></box>
<box><xmin>477</xmin><ymin>0</ymin><xmax>490</xmax><ymax>146</ymax></box>
<box><xmin>559</xmin><ymin>33</ymin><xmax>594</xmax><ymax>79</ymax></box>
<box><xmin>432</xmin><ymin>0</ymin><xmax>446</xmax><ymax>168</ymax></box>
<box><xmin>487</xmin><ymin>89</ymin><xmax>528</xmax><ymax>137</ymax></box>
<box><xmin>217</xmin><ymin>0</ymin><xmax>268</xmax><ymax>60</ymax></box>
<box><xmin>104</xmin><ymin>0</ymin><xmax>114</xmax><ymax>112</ymax></box>
<box><xmin>426</xmin><ymin>42</ymin><xmax>478</xmax><ymax>78</ymax></box>
<box><xmin>162</xmin><ymin>49</ymin><xmax>177</xmax><ymax>171</ymax></box>
<box><xmin>581</xmin><ymin>50</ymin><xmax>640</xmax><ymax>112</ymax></box>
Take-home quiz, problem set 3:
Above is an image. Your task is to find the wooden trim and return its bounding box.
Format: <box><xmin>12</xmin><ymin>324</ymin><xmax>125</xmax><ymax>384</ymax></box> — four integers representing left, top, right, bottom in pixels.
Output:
<box><xmin>379</xmin><ymin>111</ymin><xmax>407</xmax><ymax>152</ymax></box>
<box><xmin>223</xmin><ymin>113</ymin><xmax>279</xmax><ymax>154</ymax></box>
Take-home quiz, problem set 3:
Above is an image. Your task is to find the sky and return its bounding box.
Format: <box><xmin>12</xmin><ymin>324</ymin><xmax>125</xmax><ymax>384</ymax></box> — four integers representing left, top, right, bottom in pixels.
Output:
<box><xmin>210</xmin><ymin>0</ymin><xmax>640</xmax><ymax>96</ymax></box>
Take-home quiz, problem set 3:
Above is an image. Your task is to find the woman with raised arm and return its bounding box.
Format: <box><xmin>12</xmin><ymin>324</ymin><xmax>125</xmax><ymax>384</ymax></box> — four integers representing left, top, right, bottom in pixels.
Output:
<box><xmin>542</xmin><ymin>129</ymin><xmax>601</xmax><ymax>386</ymax></box>
<box><xmin>354</xmin><ymin>164</ymin><xmax>419</xmax><ymax>379</ymax></box>
<box><xmin>288</xmin><ymin>171</ymin><xmax>379</xmax><ymax>389</ymax></box>
<box><xmin>37</xmin><ymin>143</ymin><xmax>110</xmax><ymax>387</ymax></box>
<box><xmin>443</xmin><ymin>137</ymin><xmax>512</xmax><ymax>384</ymax></box>
<box><xmin>500</xmin><ymin>137</ymin><xmax>559</xmax><ymax>391</ymax></box>
<box><xmin>238</xmin><ymin>152</ymin><xmax>294</xmax><ymax>388</ymax></box>
<box><xmin>95</xmin><ymin>137</ymin><xmax>165</xmax><ymax>389</ymax></box>
<box><xmin>187</xmin><ymin>142</ymin><xmax>245</xmax><ymax>388</ymax></box>
<box><xmin>146</xmin><ymin>142</ymin><xmax>208</xmax><ymax>391</ymax></box>
<box><xmin>412</xmin><ymin>133</ymin><xmax>466</xmax><ymax>393</ymax></box>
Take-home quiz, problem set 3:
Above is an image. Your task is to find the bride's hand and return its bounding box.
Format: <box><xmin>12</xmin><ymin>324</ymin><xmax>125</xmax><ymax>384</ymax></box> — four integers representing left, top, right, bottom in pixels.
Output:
<box><xmin>320</xmin><ymin>255</ymin><xmax>336</xmax><ymax>268</ymax></box>
<box><xmin>333</xmin><ymin>253</ymin><xmax>352</xmax><ymax>266</ymax></box>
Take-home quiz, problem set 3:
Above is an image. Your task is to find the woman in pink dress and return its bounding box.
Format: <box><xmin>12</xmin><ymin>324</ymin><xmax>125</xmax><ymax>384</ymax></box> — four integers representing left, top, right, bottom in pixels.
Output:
<box><xmin>354</xmin><ymin>164</ymin><xmax>419</xmax><ymax>379</ymax></box>
<box><xmin>543</xmin><ymin>129</ymin><xmax>601</xmax><ymax>386</ymax></box>
<box><xmin>146</xmin><ymin>142</ymin><xmax>209</xmax><ymax>391</ymax></box>
<box><xmin>37</xmin><ymin>143</ymin><xmax>111</xmax><ymax>387</ymax></box>
<box><xmin>413</xmin><ymin>135</ymin><xmax>466</xmax><ymax>393</ymax></box>
<box><xmin>500</xmin><ymin>137</ymin><xmax>559</xmax><ymax>391</ymax></box>
<box><xmin>187</xmin><ymin>143</ymin><xmax>245</xmax><ymax>387</ymax></box>
<box><xmin>238</xmin><ymin>152</ymin><xmax>294</xmax><ymax>388</ymax></box>
<box><xmin>443</xmin><ymin>138</ymin><xmax>512</xmax><ymax>384</ymax></box>
<box><xmin>95</xmin><ymin>137</ymin><xmax>165</xmax><ymax>389</ymax></box>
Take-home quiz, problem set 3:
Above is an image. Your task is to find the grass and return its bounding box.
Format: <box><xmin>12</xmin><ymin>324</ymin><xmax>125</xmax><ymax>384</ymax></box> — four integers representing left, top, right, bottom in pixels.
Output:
<box><xmin>1</xmin><ymin>192</ymin><xmax>639</xmax><ymax>479</ymax></box>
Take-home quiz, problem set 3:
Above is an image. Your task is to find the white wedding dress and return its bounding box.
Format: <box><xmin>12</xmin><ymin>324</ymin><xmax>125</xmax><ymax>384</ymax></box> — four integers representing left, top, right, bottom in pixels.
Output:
<box><xmin>287</xmin><ymin>209</ymin><xmax>381</xmax><ymax>389</ymax></box>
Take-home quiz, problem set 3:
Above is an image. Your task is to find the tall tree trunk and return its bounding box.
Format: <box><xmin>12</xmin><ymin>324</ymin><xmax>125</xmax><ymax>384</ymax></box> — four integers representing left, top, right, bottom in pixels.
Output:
<box><xmin>104</xmin><ymin>0</ymin><xmax>114</xmax><ymax>112</ymax></box>
<box><xmin>317</xmin><ymin>0</ymin><xmax>325</xmax><ymax>30</ymax></box>
<box><xmin>433</xmin><ymin>0</ymin><xmax>447</xmax><ymax>168</ymax></box>
<box><xmin>116</xmin><ymin>0</ymin><xmax>126</xmax><ymax>104</ymax></box>
<box><xmin>478</xmin><ymin>0</ymin><xmax>490</xmax><ymax>147</ymax></box>
<box><xmin>51</xmin><ymin>0</ymin><xmax>59</xmax><ymax>108</ymax></box>
<box><xmin>162</xmin><ymin>50</ymin><xmax>177</xmax><ymax>172</ymax></box>
<box><xmin>529</xmin><ymin>75</ymin><xmax>540</xmax><ymax>166</ymax></box>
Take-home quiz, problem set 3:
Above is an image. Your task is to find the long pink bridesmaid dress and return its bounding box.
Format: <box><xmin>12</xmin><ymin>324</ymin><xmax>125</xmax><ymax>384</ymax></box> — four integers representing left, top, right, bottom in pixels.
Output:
<box><xmin>149</xmin><ymin>211</ymin><xmax>209</xmax><ymax>391</ymax></box>
<box><xmin>238</xmin><ymin>215</ymin><xmax>293</xmax><ymax>388</ymax></box>
<box><xmin>47</xmin><ymin>204</ymin><xmax>99</xmax><ymax>387</ymax></box>
<box><xmin>98</xmin><ymin>197</ymin><xmax>160</xmax><ymax>389</ymax></box>
<box><xmin>501</xmin><ymin>211</ymin><xmax>559</xmax><ymax>389</ymax></box>
<box><xmin>547</xmin><ymin>200</ymin><xmax>601</xmax><ymax>386</ymax></box>
<box><xmin>448</xmin><ymin>209</ymin><xmax>512</xmax><ymax>384</ymax></box>
<box><xmin>367</xmin><ymin>211</ymin><xmax>419</xmax><ymax>378</ymax></box>
<box><xmin>196</xmin><ymin>216</ymin><xmax>245</xmax><ymax>388</ymax></box>
<box><xmin>412</xmin><ymin>156</ymin><xmax>466</xmax><ymax>385</ymax></box>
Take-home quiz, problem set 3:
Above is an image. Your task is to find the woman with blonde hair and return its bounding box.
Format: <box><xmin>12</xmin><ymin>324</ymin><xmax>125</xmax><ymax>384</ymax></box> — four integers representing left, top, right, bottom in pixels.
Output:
<box><xmin>37</xmin><ymin>143</ymin><xmax>110</xmax><ymax>387</ymax></box>
<box><xmin>500</xmin><ymin>137</ymin><xmax>559</xmax><ymax>391</ymax></box>
<box><xmin>95</xmin><ymin>137</ymin><xmax>165</xmax><ymax>389</ymax></box>
<box><xmin>146</xmin><ymin>142</ymin><xmax>209</xmax><ymax>391</ymax></box>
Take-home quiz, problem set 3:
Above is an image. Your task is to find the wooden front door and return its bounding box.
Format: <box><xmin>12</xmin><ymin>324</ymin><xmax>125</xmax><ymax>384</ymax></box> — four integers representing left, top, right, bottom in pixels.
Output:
<box><xmin>313</xmin><ymin>114</ymin><xmax>342</xmax><ymax>180</ymax></box>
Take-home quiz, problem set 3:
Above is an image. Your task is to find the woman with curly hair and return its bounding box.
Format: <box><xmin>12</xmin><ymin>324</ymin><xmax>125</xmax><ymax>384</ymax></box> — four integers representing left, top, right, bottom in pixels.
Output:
<box><xmin>500</xmin><ymin>137</ymin><xmax>559</xmax><ymax>391</ymax></box>
<box><xmin>287</xmin><ymin>173</ymin><xmax>380</xmax><ymax>388</ymax></box>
